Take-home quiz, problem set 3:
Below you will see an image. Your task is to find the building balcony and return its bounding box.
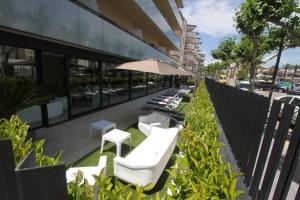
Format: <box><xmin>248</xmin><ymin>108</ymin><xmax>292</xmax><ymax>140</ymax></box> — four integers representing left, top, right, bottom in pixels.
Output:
<box><xmin>135</xmin><ymin>0</ymin><xmax>180</xmax><ymax>49</ymax></box>
<box><xmin>169</xmin><ymin>50</ymin><xmax>180</xmax><ymax>57</ymax></box>
<box><xmin>184</xmin><ymin>55</ymin><xmax>194</xmax><ymax>62</ymax></box>
<box><xmin>184</xmin><ymin>49</ymin><xmax>194</xmax><ymax>55</ymax></box>
<box><xmin>186</xmin><ymin>24</ymin><xmax>196</xmax><ymax>32</ymax></box>
<box><xmin>185</xmin><ymin>44</ymin><xmax>195</xmax><ymax>50</ymax></box>
<box><xmin>0</xmin><ymin>0</ymin><xmax>176</xmax><ymax>64</ymax></box>
<box><xmin>186</xmin><ymin>32</ymin><xmax>197</xmax><ymax>38</ymax></box>
<box><xmin>153</xmin><ymin>0</ymin><xmax>183</xmax><ymax>32</ymax></box>
<box><xmin>185</xmin><ymin>37</ymin><xmax>199</xmax><ymax>44</ymax></box>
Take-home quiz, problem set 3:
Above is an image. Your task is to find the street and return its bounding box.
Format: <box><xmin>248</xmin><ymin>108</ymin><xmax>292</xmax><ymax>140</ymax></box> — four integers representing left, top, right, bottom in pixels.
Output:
<box><xmin>255</xmin><ymin>90</ymin><xmax>286</xmax><ymax>99</ymax></box>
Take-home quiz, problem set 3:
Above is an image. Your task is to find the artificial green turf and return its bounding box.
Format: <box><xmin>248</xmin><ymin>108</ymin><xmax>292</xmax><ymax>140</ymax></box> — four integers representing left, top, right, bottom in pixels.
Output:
<box><xmin>73</xmin><ymin>99</ymin><xmax>191</xmax><ymax>197</ymax></box>
<box><xmin>73</xmin><ymin>123</ymin><xmax>174</xmax><ymax>198</ymax></box>
<box><xmin>74</xmin><ymin>125</ymin><xmax>146</xmax><ymax>176</ymax></box>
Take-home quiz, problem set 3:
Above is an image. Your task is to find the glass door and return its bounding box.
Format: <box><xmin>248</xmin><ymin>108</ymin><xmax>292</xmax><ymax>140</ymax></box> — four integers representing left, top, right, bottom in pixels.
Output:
<box><xmin>42</xmin><ymin>52</ymin><xmax>68</xmax><ymax>125</ymax></box>
<box><xmin>69</xmin><ymin>57</ymin><xmax>100</xmax><ymax>115</ymax></box>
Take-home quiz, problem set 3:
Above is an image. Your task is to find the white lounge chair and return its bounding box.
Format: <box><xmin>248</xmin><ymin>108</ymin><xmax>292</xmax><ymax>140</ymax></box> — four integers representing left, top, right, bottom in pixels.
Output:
<box><xmin>113</xmin><ymin>127</ymin><xmax>180</xmax><ymax>190</ymax></box>
<box><xmin>138</xmin><ymin>112</ymin><xmax>171</xmax><ymax>136</ymax></box>
<box><xmin>66</xmin><ymin>156</ymin><xmax>107</xmax><ymax>185</ymax></box>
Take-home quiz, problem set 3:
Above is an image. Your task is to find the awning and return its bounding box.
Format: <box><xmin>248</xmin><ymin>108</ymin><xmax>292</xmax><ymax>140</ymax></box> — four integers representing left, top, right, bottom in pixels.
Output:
<box><xmin>116</xmin><ymin>59</ymin><xmax>192</xmax><ymax>76</ymax></box>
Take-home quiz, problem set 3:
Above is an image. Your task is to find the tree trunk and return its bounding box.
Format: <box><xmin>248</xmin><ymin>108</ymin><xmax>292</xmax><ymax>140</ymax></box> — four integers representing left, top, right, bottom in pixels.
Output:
<box><xmin>284</xmin><ymin>66</ymin><xmax>288</xmax><ymax>79</ymax></box>
<box><xmin>249</xmin><ymin>35</ymin><xmax>258</xmax><ymax>92</ymax></box>
<box><xmin>293</xmin><ymin>65</ymin><xmax>298</xmax><ymax>82</ymax></box>
<box><xmin>269</xmin><ymin>36</ymin><xmax>285</xmax><ymax>98</ymax></box>
<box><xmin>230</xmin><ymin>62</ymin><xmax>239</xmax><ymax>86</ymax></box>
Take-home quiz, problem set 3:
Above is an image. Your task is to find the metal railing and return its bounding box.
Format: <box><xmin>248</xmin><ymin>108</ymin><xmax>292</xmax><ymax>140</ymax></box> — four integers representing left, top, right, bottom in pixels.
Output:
<box><xmin>205</xmin><ymin>78</ymin><xmax>300</xmax><ymax>200</ymax></box>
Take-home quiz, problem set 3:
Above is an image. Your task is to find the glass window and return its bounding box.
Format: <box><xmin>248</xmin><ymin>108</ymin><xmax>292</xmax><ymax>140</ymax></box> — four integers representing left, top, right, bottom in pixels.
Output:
<box><xmin>102</xmin><ymin>62</ymin><xmax>129</xmax><ymax>106</ymax></box>
<box><xmin>0</xmin><ymin>0</ymin><xmax>176</xmax><ymax>63</ymax></box>
<box><xmin>162</xmin><ymin>75</ymin><xmax>171</xmax><ymax>88</ymax></box>
<box><xmin>278</xmin><ymin>96</ymin><xmax>293</xmax><ymax>104</ymax></box>
<box><xmin>0</xmin><ymin>45</ymin><xmax>42</xmax><ymax>128</ymax></box>
<box><xmin>148</xmin><ymin>74</ymin><xmax>160</xmax><ymax>93</ymax></box>
<box><xmin>156</xmin><ymin>75</ymin><xmax>164</xmax><ymax>90</ymax></box>
<box><xmin>69</xmin><ymin>58</ymin><xmax>100</xmax><ymax>115</ymax></box>
<box><xmin>131</xmin><ymin>71</ymin><xmax>147</xmax><ymax>98</ymax></box>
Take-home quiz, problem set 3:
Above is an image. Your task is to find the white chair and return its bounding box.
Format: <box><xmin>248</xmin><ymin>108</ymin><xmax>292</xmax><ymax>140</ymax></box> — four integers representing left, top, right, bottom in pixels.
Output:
<box><xmin>66</xmin><ymin>156</ymin><xmax>107</xmax><ymax>185</ymax></box>
<box><xmin>114</xmin><ymin>126</ymin><xmax>180</xmax><ymax>190</ymax></box>
<box><xmin>138</xmin><ymin>112</ymin><xmax>171</xmax><ymax>137</ymax></box>
<box><xmin>100</xmin><ymin>129</ymin><xmax>131</xmax><ymax>157</ymax></box>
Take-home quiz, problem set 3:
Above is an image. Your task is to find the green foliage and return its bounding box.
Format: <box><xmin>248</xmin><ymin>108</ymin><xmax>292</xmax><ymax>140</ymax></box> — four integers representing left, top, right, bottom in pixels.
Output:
<box><xmin>204</xmin><ymin>62</ymin><xmax>228</xmax><ymax>78</ymax></box>
<box><xmin>237</xmin><ymin>68</ymin><xmax>249</xmax><ymax>80</ymax></box>
<box><xmin>67</xmin><ymin>170</ymin><xmax>94</xmax><ymax>200</ymax></box>
<box><xmin>211</xmin><ymin>37</ymin><xmax>237</xmax><ymax>63</ymax></box>
<box><xmin>68</xmin><ymin>168</ymin><xmax>155</xmax><ymax>200</ymax></box>
<box><xmin>186</xmin><ymin>78</ymin><xmax>195</xmax><ymax>86</ymax></box>
<box><xmin>166</xmin><ymin>82</ymin><xmax>244</xmax><ymax>199</ymax></box>
<box><xmin>0</xmin><ymin>77</ymin><xmax>51</xmax><ymax>119</ymax></box>
<box><xmin>234</xmin><ymin>0</ymin><xmax>300</xmax><ymax>92</ymax></box>
<box><xmin>0</xmin><ymin>115</ymin><xmax>61</xmax><ymax>166</ymax></box>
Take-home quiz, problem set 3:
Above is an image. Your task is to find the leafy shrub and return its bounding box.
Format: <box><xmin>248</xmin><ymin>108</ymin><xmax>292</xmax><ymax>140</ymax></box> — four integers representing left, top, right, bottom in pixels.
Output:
<box><xmin>67</xmin><ymin>170</ymin><xmax>94</xmax><ymax>200</ymax></box>
<box><xmin>166</xmin><ymin>82</ymin><xmax>243</xmax><ymax>199</ymax></box>
<box><xmin>0</xmin><ymin>115</ymin><xmax>61</xmax><ymax>166</ymax></box>
<box><xmin>67</xmin><ymin>169</ymin><xmax>152</xmax><ymax>200</ymax></box>
<box><xmin>187</xmin><ymin>78</ymin><xmax>195</xmax><ymax>86</ymax></box>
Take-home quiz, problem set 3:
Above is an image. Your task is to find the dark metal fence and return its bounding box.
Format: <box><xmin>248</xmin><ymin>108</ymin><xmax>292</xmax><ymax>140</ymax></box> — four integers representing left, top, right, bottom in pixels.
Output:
<box><xmin>205</xmin><ymin>78</ymin><xmax>300</xmax><ymax>200</ymax></box>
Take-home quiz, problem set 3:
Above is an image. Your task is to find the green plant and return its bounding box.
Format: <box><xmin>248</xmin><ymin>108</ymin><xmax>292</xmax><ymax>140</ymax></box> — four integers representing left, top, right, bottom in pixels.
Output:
<box><xmin>166</xmin><ymin>82</ymin><xmax>244</xmax><ymax>199</ymax></box>
<box><xmin>0</xmin><ymin>115</ymin><xmax>61</xmax><ymax>166</ymax></box>
<box><xmin>67</xmin><ymin>170</ymin><xmax>94</xmax><ymax>200</ymax></box>
<box><xmin>186</xmin><ymin>78</ymin><xmax>195</xmax><ymax>86</ymax></box>
<box><xmin>0</xmin><ymin>77</ymin><xmax>51</xmax><ymax>119</ymax></box>
<box><xmin>68</xmin><ymin>168</ymin><xmax>155</xmax><ymax>200</ymax></box>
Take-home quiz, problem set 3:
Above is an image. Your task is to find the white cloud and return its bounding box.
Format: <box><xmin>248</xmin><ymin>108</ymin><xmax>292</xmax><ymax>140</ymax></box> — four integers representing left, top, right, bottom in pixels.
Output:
<box><xmin>182</xmin><ymin>0</ymin><xmax>241</xmax><ymax>37</ymax></box>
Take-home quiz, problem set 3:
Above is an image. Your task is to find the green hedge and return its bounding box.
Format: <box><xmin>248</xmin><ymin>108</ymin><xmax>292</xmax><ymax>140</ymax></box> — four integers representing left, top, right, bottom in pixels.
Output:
<box><xmin>166</xmin><ymin>82</ymin><xmax>243</xmax><ymax>199</ymax></box>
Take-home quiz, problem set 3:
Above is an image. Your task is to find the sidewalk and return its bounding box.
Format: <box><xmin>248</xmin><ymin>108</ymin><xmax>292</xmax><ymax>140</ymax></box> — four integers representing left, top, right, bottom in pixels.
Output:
<box><xmin>35</xmin><ymin>89</ymin><xmax>169</xmax><ymax>165</ymax></box>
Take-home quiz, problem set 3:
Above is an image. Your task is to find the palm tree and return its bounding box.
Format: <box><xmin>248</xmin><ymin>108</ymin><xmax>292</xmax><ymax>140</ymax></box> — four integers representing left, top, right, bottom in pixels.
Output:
<box><xmin>0</xmin><ymin>77</ymin><xmax>51</xmax><ymax>119</ymax></box>
<box><xmin>283</xmin><ymin>64</ymin><xmax>294</xmax><ymax>79</ymax></box>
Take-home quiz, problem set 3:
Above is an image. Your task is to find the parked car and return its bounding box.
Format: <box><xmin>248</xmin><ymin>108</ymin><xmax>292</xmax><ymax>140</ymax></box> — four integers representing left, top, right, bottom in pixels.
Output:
<box><xmin>274</xmin><ymin>81</ymin><xmax>293</xmax><ymax>93</ymax></box>
<box><xmin>255</xmin><ymin>80</ymin><xmax>272</xmax><ymax>91</ymax></box>
<box><xmin>287</xmin><ymin>88</ymin><xmax>300</xmax><ymax>96</ymax></box>
<box><xmin>275</xmin><ymin>95</ymin><xmax>300</xmax><ymax>128</ymax></box>
<box><xmin>236</xmin><ymin>81</ymin><xmax>250</xmax><ymax>91</ymax></box>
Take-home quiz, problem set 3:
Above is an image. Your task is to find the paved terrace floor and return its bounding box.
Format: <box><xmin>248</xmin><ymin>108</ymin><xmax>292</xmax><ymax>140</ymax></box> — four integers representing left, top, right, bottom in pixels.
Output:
<box><xmin>35</xmin><ymin>89</ymin><xmax>170</xmax><ymax>165</ymax></box>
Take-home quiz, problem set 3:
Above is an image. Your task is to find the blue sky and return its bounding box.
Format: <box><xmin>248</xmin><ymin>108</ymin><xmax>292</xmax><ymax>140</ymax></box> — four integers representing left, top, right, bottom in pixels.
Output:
<box><xmin>181</xmin><ymin>0</ymin><xmax>300</xmax><ymax>67</ymax></box>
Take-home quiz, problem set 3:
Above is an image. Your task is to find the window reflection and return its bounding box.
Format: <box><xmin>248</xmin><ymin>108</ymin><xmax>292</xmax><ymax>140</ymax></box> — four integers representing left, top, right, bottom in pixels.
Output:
<box><xmin>131</xmin><ymin>71</ymin><xmax>147</xmax><ymax>98</ymax></box>
<box><xmin>69</xmin><ymin>58</ymin><xmax>100</xmax><ymax>115</ymax></box>
<box><xmin>102</xmin><ymin>62</ymin><xmax>129</xmax><ymax>106</ymax></box>
<box><xmin>148</xmin><ymin>73</ymin><xmax>160</xmax><ymax>93</ymax></box>
<box><xmin>162</xmin><ymin>75</ymin><xmax>172</xmax><ymax>88</ymax></box>
<box><xmin>0</xmin><ymin>45</ymin><xmax>42</xmax><ymax>128</ymax></box>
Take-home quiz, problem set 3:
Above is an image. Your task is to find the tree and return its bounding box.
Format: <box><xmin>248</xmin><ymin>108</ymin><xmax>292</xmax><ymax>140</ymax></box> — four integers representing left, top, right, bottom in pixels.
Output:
<box><xmin>211</xmin><ymin>37</ymin><xmax>237</xmax><ymax>82</ymax></box>
<box><xmin>204</xmin><ymin>62</ymin><xmax>226</xmax><ymax>78</ymax></box>
<box><xmin>282</xmin><ymin>63</ymin><xmax>295</xmax><ymax>78</ymax></box>
<box><xmin>257</xmin><ymin>0</ymin><xmax>300</xmax><ymax>97</ymax></box>
<box><xmin>234</xmin><ymin>0</ymin><xmax>269</xmax><ymax>92</ymax></box>
<box><xmin>211</xmin><ymin>37</ymin><xmax>237</xmax><ymax>63</ymax></box>
<box><xmin>235</xmin><ymin>0</ymin><xmax>300</xmax><ymax>95</ymax></box>
<box><xmin>292</xmin><ymin>64</ymin><xmax>299</xmax><ymax>81</ymax></box>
